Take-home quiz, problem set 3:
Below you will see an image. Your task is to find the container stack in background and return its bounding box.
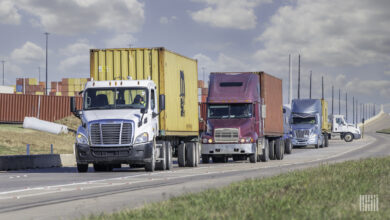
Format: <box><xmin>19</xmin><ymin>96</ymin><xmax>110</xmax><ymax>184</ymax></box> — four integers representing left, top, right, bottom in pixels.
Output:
<box><xmin>50</xmin><ymin>78</ymin><xmax>90</xmax><ymax>96</ymax></box>
<box><xmin>198</xmin><ymin>80</ymin><xmax>208</xmax><ymax>133</ymax></box>
<box><xmin>15</xmin><ymin>78</ymin><xmax>45</xmax><ymax>95</ymax></box>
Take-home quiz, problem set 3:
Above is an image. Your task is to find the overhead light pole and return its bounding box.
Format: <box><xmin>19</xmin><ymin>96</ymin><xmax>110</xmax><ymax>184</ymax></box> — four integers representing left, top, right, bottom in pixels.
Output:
<box><xmin>1</xmin><ymin>60</ymin><xmax>5</xmax><ymax>85</ymax></box>
<box><xmin>44</xmin><ymin>32</ymin><xmax>49</xmax><ymax>95</ymax></box>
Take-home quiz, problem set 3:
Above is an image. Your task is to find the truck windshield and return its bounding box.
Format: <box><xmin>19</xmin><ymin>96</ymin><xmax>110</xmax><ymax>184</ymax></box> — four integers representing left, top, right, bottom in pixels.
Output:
<box><xmin>208</xmin><ymin>104</ymin><xmax>253</xmax><ymax>119</ymax></box>
<box><xmin>83</xmin><ymin>87</ymin><xmax>148</xmax><ymax>110</ymax></box>
<box><xmin>291</xmin><ymin>116</ymin><xmax>317</xmax><ymax>124</ymax></box>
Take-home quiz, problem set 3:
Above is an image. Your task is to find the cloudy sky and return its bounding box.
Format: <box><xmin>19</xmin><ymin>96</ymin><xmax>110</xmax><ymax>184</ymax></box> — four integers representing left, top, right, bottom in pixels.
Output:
<box><xmin>1</xmin><ymin>0</ymin><xmax>389</xmax><ymax>118</ymax></box>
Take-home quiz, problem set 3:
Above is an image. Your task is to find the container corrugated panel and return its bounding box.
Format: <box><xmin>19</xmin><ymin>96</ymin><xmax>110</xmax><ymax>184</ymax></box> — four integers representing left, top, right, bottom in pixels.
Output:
<box><xmin>90</xmin><ymin>48</ymin><xmax>199</xmax><ymax>136</ymax></box>
<box><xmin>199</xmin><ymin>102</ymin><xmax>207</xmax><ymax>132</ymax></box>
<box><xmin>0</xmin><ymin>94</ymin><xmax>82</xmax><ymax>123</ymax></box>
<box><xmin>321</xmin><ymin>99</ymin><xmax>329</xmax><ymax>132</ymax></box>
<box><xmin>259</xmin><ymin>72</ymin><xmax>283</xmax><ymax>136</ymax></box>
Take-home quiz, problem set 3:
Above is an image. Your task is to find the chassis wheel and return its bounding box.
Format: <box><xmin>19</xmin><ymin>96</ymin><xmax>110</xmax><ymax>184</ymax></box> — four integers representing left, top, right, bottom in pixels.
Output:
<box><xmin>165</xmin><ymin>141</ymin><xmax>173</xmax><ymax>170</ymax></box>
<box><xmin>260</xmin><ymin>138</ymin><xmax>270</xmax><ymax>162</ymax></box>
<box><xmin>77</xmin><ymin>163</ymin><xmax>88</xmax><ymax>173</ymax></box>
<box><xmin>269</xmin><ymin>140</ymin><xmax>276</xmax><ymax>160</ymax></box>
<box><xmin>275</xmin><ymin>139</ymin><xmax>284</xmax><ymax>160</ymax></box>
<box><xmin>186</xmin><ymin>142</ymin><xmax>197</xmax><ymax>167</ymax></box>
<box><xmin>324</xmin><ymin>134</ymin><xmax>329</xmax><ymax>147</ymax></box>
<box><xmin>178</xmin><ymin>143</ymin><xmax>186</xmax><ymax>167</ymax></box>
<box><xmin>156</xmin><ymin>141</ymin><xmax>167</xmax><ymax>171</ymax></box>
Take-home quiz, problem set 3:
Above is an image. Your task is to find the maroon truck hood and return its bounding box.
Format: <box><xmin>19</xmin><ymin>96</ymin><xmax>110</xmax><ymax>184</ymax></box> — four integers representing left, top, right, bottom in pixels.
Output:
<box><xmin>208</xmin><ymin>118</ymin><xmax>254</xmax><ymax>137</ymax></box>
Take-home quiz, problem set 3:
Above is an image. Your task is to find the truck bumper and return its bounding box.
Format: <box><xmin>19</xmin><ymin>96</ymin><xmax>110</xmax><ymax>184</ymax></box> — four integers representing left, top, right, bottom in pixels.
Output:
<box><xmin>292</xmin><ymin>135</ymin><xmax>318</xmax><ymax>146</ymax></box>
<box><xmin>354</xmin><ymin>133</ymin><xmax>362</xmax><ymax>139</ymax></box>
<box><xmin>76</xmin><ymin>142</ymin><xmax>153</xmax><ymax>165</ymax></box>
<box><xmin>201</xmin><ymin>143</ymin><xmax>256</xmax><ymax>155</ymax></box>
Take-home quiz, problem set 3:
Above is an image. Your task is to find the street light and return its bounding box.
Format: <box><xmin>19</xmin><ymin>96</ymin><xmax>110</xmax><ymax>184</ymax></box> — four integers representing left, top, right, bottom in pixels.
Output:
<box><xmin>44</xmin><ymin>32</ymin><xmax>49</xmax><ymax>95</ymax></box>
<box><xmin>1</xmin><ymin>60</ymin><xmax>5</xmax><ymax>86</ymax></box>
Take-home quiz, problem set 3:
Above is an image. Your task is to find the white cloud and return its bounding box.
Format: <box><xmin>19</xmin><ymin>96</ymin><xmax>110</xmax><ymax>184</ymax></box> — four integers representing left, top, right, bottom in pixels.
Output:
<box><xmin>190</xmin><ymin>0</ymin><xmax>271</xmax><ymax>30</ymax></box>
<box><xmin>194</xmin><ymin>53</ymin><xmax>253</xmax><ymax>81</ymax></box>
<box><xmin>58</xmin><ymin>39</ymin><xmax>94</xmax><ymax>73</ymax></box>
<box><xmin>254</xmin><ymin>0</ymin><xmax>390</xmax><ymax>70</ymax></box>
<box><xmin>0</xmin><ymin>0</ymin><xmax>21</xmax><ymax>25</ymax></box>
<box><xmin>159</xmin><ymin>16</ymin><xmax>177</xmax><ymax>24</ymax></box>
<box><xmin>14</xmin><ymin>0</ymin><xmax>144</xmax><ymax>35</ymax></box>
<box><xmin>10</xmin><ymin>41</ymin><xmax>44</xmax><ymax>64</ymax></box>
<box><xmin>384</xmin><ymin>70</ymin><xmax>390</xmax><ymax>76</ymax></box>
<box><xmin>104</xmin><ymin>33</ymin><xmax>137</xmax><ymax>48</ymax></box>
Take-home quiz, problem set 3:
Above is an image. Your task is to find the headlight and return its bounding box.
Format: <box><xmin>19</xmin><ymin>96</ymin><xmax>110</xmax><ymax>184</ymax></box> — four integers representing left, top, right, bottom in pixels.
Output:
<box><xmin>208</xmin><ymin>138</ymin><xmax>213</xmax><ymax>143</ymax></box>
<box><xmin>134</xmin><ymin>132</ymin><xmax>149</xmax><ymax>144</ymax></box>
<box><xmin>76</xmin><ymin>133</ymin><xmax>88</xmax><ymax>145</ymax></box>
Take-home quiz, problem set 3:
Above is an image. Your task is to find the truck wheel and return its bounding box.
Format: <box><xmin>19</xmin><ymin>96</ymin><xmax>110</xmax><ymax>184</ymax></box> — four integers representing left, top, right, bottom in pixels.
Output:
<box><xmin>165</xmin><ymin>141</ymin><xmax>173</xmax><ymax>170</ymax></box>
<box><xmin>269</xmin><ymin>140</ymin><xmax>275</xmax><ymax>160</ymax></box>
<box><xmin>156</xmin><ymin>141</ymin><xmax>166</xmax><ymax>171</ymax></box>
<box><xmin>145</xmin><ymin>143</ymin><xmax>156</xmax><ymax>172</ymax></box>
<box><xmin>249</xmin><ymin>142</ymin><xmax>258</xmax><ymax>163</ymax></box>
<box><xmin>344</xmin><ymin>133</ymin><xmax>354</xmax><ymax>142</ymax></box>
<box><xmin>77</xmin><ymin>163</ymin><xmax>88</xmax><ymax>173</ymax></box>
<box><xmin>260</xmin><ymin>139</ymin><xmax>269</xmax><ymax>162</ymax></box>
<box><xmin>275</xmin><ymin>139</ymin><xmax>284</xmax><ymax>160</ymax></box>
<box><xmin>315</xmin><ymin>137</ymin><xmax>320</xmax><ymax>148</ymax></box>
<box><xmin>195</xmin><ymin>142</ymin><xmax>200</xmax><ymax>167</ymax></box>
<box><xmin>202</xmin><ymin>155</ymin><xmax>209</xmax><ymax>163</ymax></box>
<box><xmin>178</xmin><ymin>143</ymin><xmax>186</xmax><ymax>167</ymax></box>
<box><xmin>186</xmin><ymin>142</ymin><xmax>196</xmax><ymax>167</ymax></box>
<box><xmin>285</xmin><ymin>139</ymin><xmax>292</xmax><ymax>154</ymax></box>
<box><xmin>324</xmin><ymin>134</ymin><xmax>329</xmax><ymax>147</ymax></box>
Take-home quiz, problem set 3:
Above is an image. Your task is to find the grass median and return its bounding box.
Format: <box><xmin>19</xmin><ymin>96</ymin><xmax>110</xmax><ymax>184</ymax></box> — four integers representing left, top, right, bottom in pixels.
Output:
<box><xmin>377</xmin><ymin>128</ymin><xmax>390</xmax><ymax>134</ymax></box>
<box><xmin>87</xmin><ymin>157</ymin><xmax>390</xmax><ymax>220</ymax></box>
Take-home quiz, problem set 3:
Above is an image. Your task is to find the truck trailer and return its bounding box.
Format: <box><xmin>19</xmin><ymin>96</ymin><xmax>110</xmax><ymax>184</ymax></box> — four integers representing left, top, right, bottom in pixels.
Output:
<box><xmin>291</xmin><ymin>99</ymin><xmax>330</xmax><ymax>148</ymax></box>
<box><xmin>201</xmin><ymin>72</ymin><xmax>285</xmax><ymax>163</ymax></box>
<box><xmin>71</xmin><ymin>48</ymin><xmax>200</xmax><ymax>172</ymax></box>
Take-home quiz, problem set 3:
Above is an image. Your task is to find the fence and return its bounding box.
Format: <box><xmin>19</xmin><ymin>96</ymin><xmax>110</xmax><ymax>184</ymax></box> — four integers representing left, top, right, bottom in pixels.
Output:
<box><xmin>0</xmin><ymin>94</ymin><xmax>82</xmax><ymax>123</ymax></box>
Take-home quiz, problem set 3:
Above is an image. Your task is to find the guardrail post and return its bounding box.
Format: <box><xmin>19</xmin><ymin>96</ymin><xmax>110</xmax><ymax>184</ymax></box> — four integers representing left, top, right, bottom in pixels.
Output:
<box><xmin>51</xmin><ymin>144</ymin><xmax>53</xmax><ymax>154</ymax></box>
<box><xmin>26</xmin><ymin>144</ymin><xmax>30</xmax><ymax>155</ymax></box>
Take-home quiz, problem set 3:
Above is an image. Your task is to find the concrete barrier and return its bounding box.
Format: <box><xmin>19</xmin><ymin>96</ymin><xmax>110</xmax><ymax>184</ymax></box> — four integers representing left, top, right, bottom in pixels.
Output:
<box><xmin>0</xmin><ymin>154</ymin><xmax>76</xmax><ymax>171</ymax></box>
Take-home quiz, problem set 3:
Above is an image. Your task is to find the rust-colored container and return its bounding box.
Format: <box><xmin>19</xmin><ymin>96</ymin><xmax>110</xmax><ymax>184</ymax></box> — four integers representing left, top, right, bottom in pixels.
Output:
<box><xmin>259</xmin><ymin>72</ymin><xmax>283</xmax><ymax>136</ymax></box>
<box><xmin>201</xmin><ymin>88</ymin><xmax>208</xmax><ymax>95</ymax></box>
<box><xmin>0</xmin><ymin>94</ymin><xmax>82</xmax><ymax>123</ymax></box>
<box><xmin>198</xmin><ymin>102</ymin><xmax>207</xmax><ymax>132</ymax></box>
<box><xmin>198</xmin><ymin>80</ymin><xmax>204</xmax><ymax>88</ymax></box>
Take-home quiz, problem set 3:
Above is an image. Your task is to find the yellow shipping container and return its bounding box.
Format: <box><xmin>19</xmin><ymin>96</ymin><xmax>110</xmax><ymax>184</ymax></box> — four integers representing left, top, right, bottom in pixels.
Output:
<box><xmin>68</xmin><ymin>84</ymin><xmax>75</xmax><ymax>92</ymax></box>
<box><xmin>90</xmin><ymin>48</ymin><xmax>199</xmax><ymax>136</ymax></box>
<box><xmin>35</xmin><ymin>91</ymin><xmax>44</xmax><ymax>95</ymax></box>
<box><xmin>28</xmin><ymin>78</ymin><xmax>38</xmax><ymax>85</ymax></box>
<box><xmin>56</xmin><ymin>92</ymin><xmax>62</xmax><ymax>96</ymax></box>
<box><xmin>321</xmin><ymin>99</ymin><xmax>330</xmax><ymax>132</ymax></box>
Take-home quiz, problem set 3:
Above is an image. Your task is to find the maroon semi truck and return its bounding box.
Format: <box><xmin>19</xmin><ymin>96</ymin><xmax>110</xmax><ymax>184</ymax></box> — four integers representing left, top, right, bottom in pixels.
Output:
<box><xmin>201</xmin><ymin>72</ymin><xmax>285</xmax><ymax>163</ymax></box>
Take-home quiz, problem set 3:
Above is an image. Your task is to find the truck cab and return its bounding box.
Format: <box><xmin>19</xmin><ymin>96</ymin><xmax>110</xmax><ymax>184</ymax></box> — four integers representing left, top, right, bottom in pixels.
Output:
<box><xmin>291</xmin><ymin>99</ymin><xmax>329</xmax><ymax>148</ymax></box>
<box><xmin>71</xmin><ymin>79</ymin><xmax>167</xmax><ymax>172</ymax></box>
<box><xmin>330</xmin><ymin>115</ymin><xmax>361</xmax><ymax>142</ymax></box>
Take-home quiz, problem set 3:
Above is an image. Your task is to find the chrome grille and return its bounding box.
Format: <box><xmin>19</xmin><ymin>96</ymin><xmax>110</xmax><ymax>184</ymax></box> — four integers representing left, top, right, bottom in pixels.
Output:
<box><xmin>90</xmin><ymin>122</ymin><xmax>132</xmax><ymax>146</ymax></box>
<box><xmin>294</xmin><ymin>129</ymin><xmax>310</xmax><ymax>139</ymax></box>
<box><xmin>214</xmin><ymin>128</ymin><xmax>239</xmax><ymax>143</ymax></box>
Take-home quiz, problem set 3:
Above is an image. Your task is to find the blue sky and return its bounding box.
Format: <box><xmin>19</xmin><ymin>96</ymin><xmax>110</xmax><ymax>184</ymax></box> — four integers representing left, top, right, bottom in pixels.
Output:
<box><xmin>1</xmin><ymin>0</ymin><xmax>389</xmax><ymax>116</ymax></box>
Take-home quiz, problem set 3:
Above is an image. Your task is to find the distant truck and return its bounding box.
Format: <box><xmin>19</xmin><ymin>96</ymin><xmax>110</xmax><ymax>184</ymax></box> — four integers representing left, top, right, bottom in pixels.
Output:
<box><xmin>329</xmin><ymin>115</ymin><xmax>361</xmax><ymax>142</ymax></box>
<box><xmin>71</xmin><ymin>48</ymin><xmax>200</xmax><ymax>172</ymax></box>
<box><xmin>291</xmin><ymin>99</ymin><xmax>330</xmax><ymax>148</ymax></box>
<box><xmin>201</xmin><ymin>72</ymin><xmax>285</xmax><ymax>163</ymax></box>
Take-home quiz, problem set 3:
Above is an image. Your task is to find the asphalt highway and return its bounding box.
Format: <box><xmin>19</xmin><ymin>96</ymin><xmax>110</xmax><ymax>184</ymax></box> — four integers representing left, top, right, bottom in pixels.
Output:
<box><xmin>0</xmin><ymin>113</ymin><xmax>389</xmax><ymax>220</ymax></box>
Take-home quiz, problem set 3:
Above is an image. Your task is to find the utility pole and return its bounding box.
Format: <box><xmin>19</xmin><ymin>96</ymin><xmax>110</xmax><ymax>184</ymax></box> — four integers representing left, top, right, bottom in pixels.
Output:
<box><xmin>309</xmin><ymin>71</ymin><xmax>312</xmax><ymax>99</ymax></box>
<box><xmin>1</xmin><ymin>60</ymin><xmax>5</xmax><ymax>85</ymax></box>
<box><xmin>38</xmin><ymin>66</ymin><xmax>41</xmax><ymax>82</ymax></box>
<box><xmin>355</xmin><ymin>100</ymin><xmax>358</xmax><ymax>125</ymax></box>
<box><xmin>332</xmin><ymin>85</ymin><xmax>334</xmax><ymax>115</ymax></box>
<box><xmin>321</xmin><ymin>76</ymin><xmax>324</xmax><ymax>100</ymax></box>
<box><xmin>298</xmin><ymin>54</ymin><xmax>301</xmax><ymax>99</ymax></box>
<box><xmin>346</xmin><ymin>92</ymin><xmax>348</xmax><ymax>122</ymax></box>
<box><xmin>44</xmin><ymin>32</ymin><xmax>49</xmax><ymax>95</ymax></box>
<box><xmin>338</xmin><ymin>89</ymin><xmax>341</xmax><ymax>115</ymax></box>
<box><xmin>202</xmin><ymin>67</ymin><xmax>206</xmax><ymax>85</ymax></box>
<box><xmin>353</xmin><ymin>96</ymin><xmax>355</xmax><ymax>124</ymax></box>
<box><xmin>289</xmin><ymin>54</ymin><xmax>292</xmax><ymax>105</ymax></box>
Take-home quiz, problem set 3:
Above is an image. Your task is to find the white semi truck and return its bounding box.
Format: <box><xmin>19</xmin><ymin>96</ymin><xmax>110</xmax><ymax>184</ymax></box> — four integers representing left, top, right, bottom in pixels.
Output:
<box><xmin>329</xmin><ymin>115</ymin><xmax>361</xmax><ymax>142</ymax></box>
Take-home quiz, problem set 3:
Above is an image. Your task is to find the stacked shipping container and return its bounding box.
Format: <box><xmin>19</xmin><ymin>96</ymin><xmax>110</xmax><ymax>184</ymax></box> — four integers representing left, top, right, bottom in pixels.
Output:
<box><xmin>50</xmin><ymin>78</ymin><xmax>90</xmax><ymax>96</ymax></box>
<box><xmin>15</xmin><ymin>78</ymin><xmax>45</xmax><ymax>95</ymax></box>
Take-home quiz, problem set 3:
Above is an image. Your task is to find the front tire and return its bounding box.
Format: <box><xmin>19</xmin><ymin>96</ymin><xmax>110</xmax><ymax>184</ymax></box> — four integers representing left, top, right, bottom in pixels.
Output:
<box><xmin>77</xmin><ymin>163</ymin><xmax>88</xmax><ymax>173</ymax></box>
<box><xmin>284</xmin><ymin>138</ymin><xmax>292</xmax><ymax>154</ymax></box>
<box><xmin>145</xmin><ymin>143</ymin><xmax>156</xmax><ymax>172</ymax></box>
<box><xmin>324</xmin><ymin>134</ymin><xmax>329</xmax><ymax>147</ymax></box>
<box><xmin>344</xmin><ymin>133</ymin><xmax>354</xmax><ymax>142</ymax></box>
<box><xmin>156</xmin><ymin>141</ymin><xmax>167</xmax><ymax>171</ymax></box>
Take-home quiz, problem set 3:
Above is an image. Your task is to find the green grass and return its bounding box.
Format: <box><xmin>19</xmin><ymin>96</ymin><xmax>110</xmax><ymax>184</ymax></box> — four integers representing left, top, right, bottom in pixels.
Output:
<box><xmin>376</xmin><ymin>128</ymin><xmax>390</xmax><ymax>134</ymax></box>
<box><xmin>86</xmin><ymin>157</ymin><xmax>390</xmax><ymax>220</ymax></box>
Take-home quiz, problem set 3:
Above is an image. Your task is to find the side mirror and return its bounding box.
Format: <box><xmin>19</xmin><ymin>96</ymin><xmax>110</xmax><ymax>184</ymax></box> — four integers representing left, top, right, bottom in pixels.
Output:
<box><xmin>159</xmin><ymin>94</ymin><xmax>165</xmax><ymax>111</ymax></box>
<box><xmin>283</xmin><ymin>108</ymin><xmax>286</xmax><ymax>114</ymax></box>
<box><xmin>141</xmin><ymin>108</ymin><xmax>146</xmax><ymax>114</ymax></box>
